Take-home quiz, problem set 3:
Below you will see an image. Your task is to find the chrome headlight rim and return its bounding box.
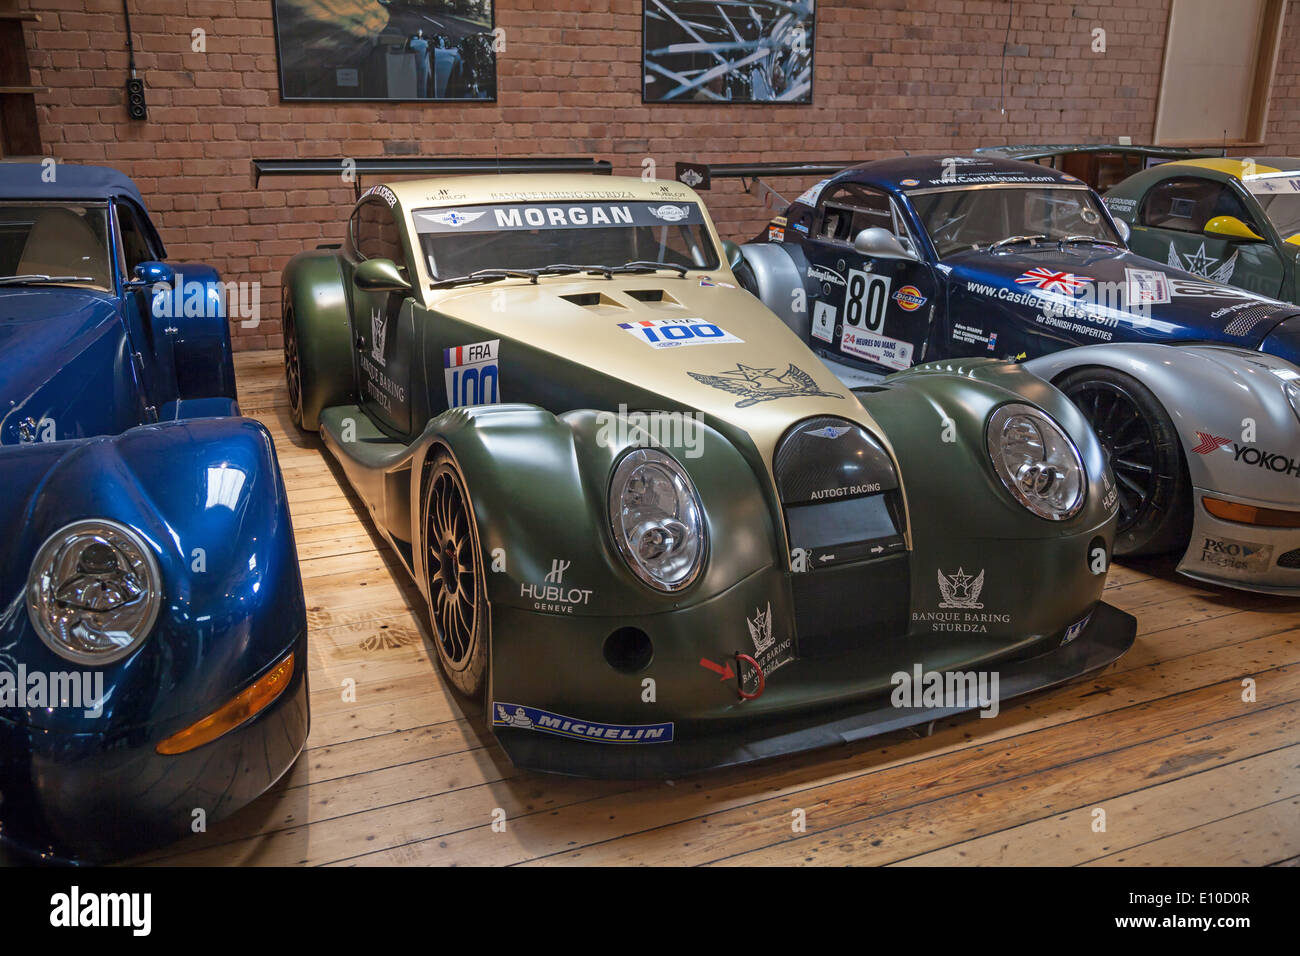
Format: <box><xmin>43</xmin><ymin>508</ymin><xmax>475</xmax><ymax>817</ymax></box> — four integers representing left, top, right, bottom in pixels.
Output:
<box><xmin>25</xmin><ymin>518</ymin><xmax>162</xmax><ymax>666</ymax></box>
<box><xmin>1283</xmin><ymin>379</ymin><xmax>1300</xmax><ymax>425</ymax></box>
<box><xmin>607</xmin><ymin>447</ymin><xmax>707</xmax><ymax>593</ymax></box>
<box><xmin>985</xmin><ymin>402</ymin><xmax>1087</xmax><ymax>522</ymax></box>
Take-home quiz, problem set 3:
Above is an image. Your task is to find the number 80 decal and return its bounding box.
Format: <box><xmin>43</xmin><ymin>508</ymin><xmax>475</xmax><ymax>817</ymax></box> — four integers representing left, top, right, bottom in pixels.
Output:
<box><xmin>844</xmin><ymin>270</ymin><xmax>891</xmax><ymax>333</ymax></box>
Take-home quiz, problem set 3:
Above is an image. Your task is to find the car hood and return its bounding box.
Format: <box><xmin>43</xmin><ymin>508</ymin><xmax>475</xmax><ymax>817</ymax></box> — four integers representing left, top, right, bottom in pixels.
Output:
<box><xmin>428</xmin><ymin>274</ymin><xmax>879</xmax><ymax>468</ymax></box>
<box><xmin>943</xmin><ymin>244</ymin><xmax>1300</xmax><ymax>347</ymax></box>
<box><xmin>0</xmin><ymin>287</ymin><xmax>129</xmax><ymax>438</ymax></box>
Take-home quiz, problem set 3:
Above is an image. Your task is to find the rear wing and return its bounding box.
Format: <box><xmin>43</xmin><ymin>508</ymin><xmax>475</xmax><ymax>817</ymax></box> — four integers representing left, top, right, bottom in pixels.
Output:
<box><xmin>972</xmin><ymin>144</ymin><xmax>1223</xmax><ymax>191</ymax></box>
<box><xmin>973</xmin><ymin>144</ymin><xmax>1223</xmax><ymax>163</ymax></box>
<box><xmin>674</xmin><ymin>160</ymin><xmax>853</xmax><ymax>213</ymax></box>
<box><xmin>252</xmin><ymin>157</ymin><xmax>613</xmax><ymax>198</ymax></box>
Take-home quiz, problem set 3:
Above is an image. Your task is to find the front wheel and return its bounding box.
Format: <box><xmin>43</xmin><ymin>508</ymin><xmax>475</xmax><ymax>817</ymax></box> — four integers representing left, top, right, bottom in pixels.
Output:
<box><xmin>421</xmin><ymin>450</ymin><xmax>488</xmax><ymax>698</ymax></box>
<box><xmin>1057</xmin><ymin>367</ymin><xmax>1191</xmax><ymax>556</ymax></box>
<box><xmin>283</xmin><ymin>295</ymin><xmax>305</xmax><ymax>429</ymax></box>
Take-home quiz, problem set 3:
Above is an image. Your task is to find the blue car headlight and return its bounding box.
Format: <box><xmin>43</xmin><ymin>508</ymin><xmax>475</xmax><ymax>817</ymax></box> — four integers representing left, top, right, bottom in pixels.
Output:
<box><xmin>986</xmin><ymin>404</ymin><xmax>1086</xmax><ymax>521</ymax></box>
<box><xmin>26</xmin><ymin>519</ymin><xmax>162</xmax><ymax>665</ymax></box>
<box><xmin>608</xmin><ymin>448</ymin><xmax>706</xmax><ymax>591</ymax></box>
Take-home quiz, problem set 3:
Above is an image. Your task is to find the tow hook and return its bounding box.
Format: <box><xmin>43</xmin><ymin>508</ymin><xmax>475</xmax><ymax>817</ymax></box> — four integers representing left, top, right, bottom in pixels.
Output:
<box><xmin>735</xmin><ymin>652</ymin><xmax>765</xmax><ymax>701</ymax></box>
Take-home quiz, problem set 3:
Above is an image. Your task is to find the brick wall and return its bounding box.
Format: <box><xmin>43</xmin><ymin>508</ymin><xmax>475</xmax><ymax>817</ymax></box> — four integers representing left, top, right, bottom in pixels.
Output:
<box><xmin>16</xmin><ymin>0</ymin><xmax>1300</xmax><ymax>350</ymax></box>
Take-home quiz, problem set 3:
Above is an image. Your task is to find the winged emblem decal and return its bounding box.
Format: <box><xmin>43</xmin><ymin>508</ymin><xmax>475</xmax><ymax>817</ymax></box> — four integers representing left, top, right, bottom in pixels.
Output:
<box><xmin>1168</xmin><ymin>241</ymin><xmax>1239</xmax><ymax>284</ymax></box>
<box><xmin>688</xmin><ymin>363</ymin><xmax>844</xmax><ymax>408</ymax></box>
<box><xmin>419</xmin><ymin>210</ymin><xmax>487</xmax><ymax>228</ymax></box>
<box><xmin>747</xmin><ymin>602</ymin><xmax>775</xmax><ymax>655</ymax></box>
<box><xmin>937</xmin><ymin>567</ymin><xmax>985</xmax><ymax>609</ymax></box>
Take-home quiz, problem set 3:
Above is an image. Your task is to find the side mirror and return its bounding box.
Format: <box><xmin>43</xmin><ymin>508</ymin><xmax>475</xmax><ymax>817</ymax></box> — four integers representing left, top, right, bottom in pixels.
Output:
<box><xmin>1113</xmin><ymin>218</ymin><xmax>1131</xmax><ymax>243</ymax></box>
<box><xmin>1204</xmin><ymin>215</ymin><xmax>1264</xmax><ymax>243</ymax></box>
<box><xmin>354</xmin><ymin>257</ymin><xmax>411</xmax><ymax>292</ymax></box>
<box><xmin>852</xmin><ymin>227</ymin><xmax>916</xmax><ymax>261</ymax></box>
<box><xmin>132</xmin><ymin>261</ymin><xmax>175</xmax><ymax>288</ymax></box>
<box><xmin>722</xmin><ymin>239</ymin><xmax>744</xmax><ymax>271</ymax></box>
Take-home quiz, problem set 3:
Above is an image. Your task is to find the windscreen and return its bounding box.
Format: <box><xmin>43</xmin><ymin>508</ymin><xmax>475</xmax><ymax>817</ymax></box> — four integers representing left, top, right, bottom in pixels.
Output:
<box><xmin>0</xmin><ymin>202</ymin><xmax>113</xmax><ymax>290</ymax></box>
<box><xmin>413</xmin><ymin>200</ymin><xmax>720</xmax><ymax>280</ymax></box>
<box><xmin>1248</xmin><ymin>177</ymin><xmax>1300</xmax><ymax>242</ymax></box>
<box><xmin>910</xmin><ymin>186</ymin><xmax>1119</xmax><ymax>258</ymax></box>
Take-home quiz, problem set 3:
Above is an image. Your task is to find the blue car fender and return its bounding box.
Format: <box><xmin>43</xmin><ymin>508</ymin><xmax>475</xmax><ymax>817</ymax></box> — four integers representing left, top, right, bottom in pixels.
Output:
<box><xmin>0</xmin><ymin>416</ymin><xmax>305</xmax><ymax>737</ymax></box>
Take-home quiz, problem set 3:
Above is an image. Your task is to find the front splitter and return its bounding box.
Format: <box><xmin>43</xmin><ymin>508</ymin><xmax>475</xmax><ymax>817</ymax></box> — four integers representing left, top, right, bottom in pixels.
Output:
<box><xmin>494</xmin><ymin>601</ymin><xmax>1137</xmax><ymax>778</ymax></box>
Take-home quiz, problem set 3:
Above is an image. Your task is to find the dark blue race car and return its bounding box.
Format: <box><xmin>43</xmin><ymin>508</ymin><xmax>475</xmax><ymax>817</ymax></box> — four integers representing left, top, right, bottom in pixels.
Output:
<box><xmin>679</xmin><ymin>155</ymin><xmax>1300</xmax><ymax>593</ymax></box>
<box><xmin>0</xmin><ymin>163</ymin><xmax>308</xmax><ymax>862</ymax></box>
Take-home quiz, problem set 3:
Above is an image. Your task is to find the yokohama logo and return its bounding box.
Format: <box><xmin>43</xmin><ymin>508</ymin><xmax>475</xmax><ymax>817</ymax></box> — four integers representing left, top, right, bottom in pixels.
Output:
<box><xmin>1191</xmin><ymin>432</ymin><xmax>1232</xmax><ymax>455</ymax></box>
<box><xmin>1233</xmin><ymin>444</ymin><xmax>1300</xmax><ymax>478</ymax></box>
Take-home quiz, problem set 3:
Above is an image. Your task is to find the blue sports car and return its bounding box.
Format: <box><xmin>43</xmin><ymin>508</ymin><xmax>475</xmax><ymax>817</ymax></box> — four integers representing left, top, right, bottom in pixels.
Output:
<box><xmin>0</xmin><ymin>163</ymin><xmax>308</xmax><ymax>863</ymax></box>
<box><xmin>683</xmin><ymin>155</ymin><xmax>1300</xmax><ymax>593</ymax></box>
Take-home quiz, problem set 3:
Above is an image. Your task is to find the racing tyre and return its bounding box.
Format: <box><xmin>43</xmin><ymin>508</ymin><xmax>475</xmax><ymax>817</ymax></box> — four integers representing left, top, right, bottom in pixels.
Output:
<box><xmin>283</xmin><ymin>292</ymin><xmax>305</xmax><ymax>429</ymax></box>
<box><xmin>421</xmin><ymin>450</ymin><xmax>488</xmax><ymax>698</ymax></box>
<box><xmin>1058</xmin><ymin>367</ymin><xmax>1191</xmax><ymax>556</ymax></box>
<box><xmin>732</xmin><ymin>254</ymin><xmax>760</xmax><ymax>298</ymax></box>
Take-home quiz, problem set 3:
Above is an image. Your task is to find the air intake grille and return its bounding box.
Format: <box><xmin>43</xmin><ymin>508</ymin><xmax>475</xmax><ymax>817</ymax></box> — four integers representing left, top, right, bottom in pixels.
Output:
<box><xmin>1278</xmin><ymin>548</ymin><xmax>1300</xmax><ymax>569</ymax></box>
<box><xmin>775</xmin><ymin>417</ymin><xmax>909</xmax><ymax>657</ymax></box>
<box><xmin>1223</xmin><ymin>307</ymin><xmax>1277</xmax><ymax>337</ymax></box>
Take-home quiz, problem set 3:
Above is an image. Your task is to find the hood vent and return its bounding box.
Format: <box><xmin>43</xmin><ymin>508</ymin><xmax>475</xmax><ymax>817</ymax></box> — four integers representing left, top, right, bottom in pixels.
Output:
<box><xmin>560</xmin><ymin>291</ymin><xmax>628</xmax><ymax>313</ymax></box>
<box><xmin>625</xmin><ymin>289</ymin><xmax>683</xmax><ymax>306</ymax></box>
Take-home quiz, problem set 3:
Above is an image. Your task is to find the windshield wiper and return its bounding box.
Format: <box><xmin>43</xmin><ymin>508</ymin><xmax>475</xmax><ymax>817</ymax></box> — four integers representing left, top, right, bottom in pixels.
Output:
<box><xmin>534</xmin><ymin>263</ymin><xmax>614</xmax><ymax>279</ymax></box>
<box><xmin>613</xmin><ymin>261</ymin><xmax>689</xmax><ymax>276</ymax></box>
<box><xmin>1058</xmin><ymin>235</ymin><xmax>1123</xmax><ymax>248</ymax></box>
<box><xmin>430</xmin><ymin>268</ymin><xmax>541</xmax><ymax>289</ymax></box>
<box><xmin>987</xmin><ymin>235</ymin><xmax>1049</xmax><ymax>252</ymax></box>
<box><xmin>0</xmin><ymin>274</ymin><xmax>95</xmax><ymax>286</ymax></box>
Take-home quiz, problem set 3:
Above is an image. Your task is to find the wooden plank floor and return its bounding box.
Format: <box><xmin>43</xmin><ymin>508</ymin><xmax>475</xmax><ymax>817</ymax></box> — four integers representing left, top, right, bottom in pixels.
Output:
<box><xmin>139</xmin><ymin>350</ymin><xmax>1300</xmax><ymax>866</ymax></box>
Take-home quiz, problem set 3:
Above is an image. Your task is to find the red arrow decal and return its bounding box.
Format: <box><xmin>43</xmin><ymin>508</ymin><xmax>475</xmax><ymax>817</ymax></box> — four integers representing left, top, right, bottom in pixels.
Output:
<box><xmin>1191</xmin><ymin>431</ymin><xmax>1232</xmax><ymax>455</ymax></box>
<box><xmin>699</xmin><ymin>657</ymin><xmax>735</xmax><ymax>681</ymax></box>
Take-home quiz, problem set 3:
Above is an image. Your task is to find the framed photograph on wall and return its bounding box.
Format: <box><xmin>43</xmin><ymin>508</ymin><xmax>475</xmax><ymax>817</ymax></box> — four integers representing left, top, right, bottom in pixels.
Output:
<box><xmin>271</xmin><ymin>0</ymin><xmax>498</xmax><ymax>102</ymax></box>
<box><xmin>642</xmin><ymin>0</ymin><xmax>815</xmax><ymax>104</ymax></box>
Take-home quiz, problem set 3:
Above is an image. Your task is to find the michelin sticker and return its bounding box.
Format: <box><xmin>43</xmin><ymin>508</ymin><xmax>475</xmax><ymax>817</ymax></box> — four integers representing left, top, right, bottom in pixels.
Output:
<box><xmin>492</xmin><ymin>702</ymin><xmax>674</xmax><ymax>743</ymax></box>
<box><xmin>618</xmin><ymin>317</ymin><xmax>743</xmax><ymax>349</ymax></box>
<box><xmin>444</xmin><ymin>339</ymin><xmax>499</xmax><ymax>408</ymax></box>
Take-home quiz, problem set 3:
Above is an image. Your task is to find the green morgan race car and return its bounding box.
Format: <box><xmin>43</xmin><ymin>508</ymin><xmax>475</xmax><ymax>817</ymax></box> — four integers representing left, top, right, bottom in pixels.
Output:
<box><xmin>1101</xmin><ymin>157</ymin><xmax>1300</xmax><ymax>304</ymax></box>
<box><xmin>276</xmin><ymin>163</ymin><xmax>1136</xmax><ymax>776</ymax></box>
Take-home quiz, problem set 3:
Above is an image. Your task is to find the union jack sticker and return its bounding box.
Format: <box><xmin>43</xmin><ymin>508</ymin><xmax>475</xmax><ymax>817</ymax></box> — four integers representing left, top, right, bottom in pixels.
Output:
<box><xmin>1014</xmin><ymin>267</ymin><xmax>1094</xmax><ymax>295</ymax></box>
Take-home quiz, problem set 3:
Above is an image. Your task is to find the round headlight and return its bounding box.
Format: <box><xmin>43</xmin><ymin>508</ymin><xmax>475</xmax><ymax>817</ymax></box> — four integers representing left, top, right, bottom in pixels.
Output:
<box><xmin>1284</xmin><ymin>379</ymin><xmax>1300</xmax><ymax>425</ymax></box>
<box><xmin>26</xmin><ymin>519</ymin><xmax>161</xmax><ymax>665</ymax></box>
<box><xmin>986</xmin><ymin>404</ymin><xmax>1085</xmax><ymax>521</ymax></box>
<box><xmin>608</xmin><ymin>449</ymin><xmax>706</xmax><ymax>591</ymax></box>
